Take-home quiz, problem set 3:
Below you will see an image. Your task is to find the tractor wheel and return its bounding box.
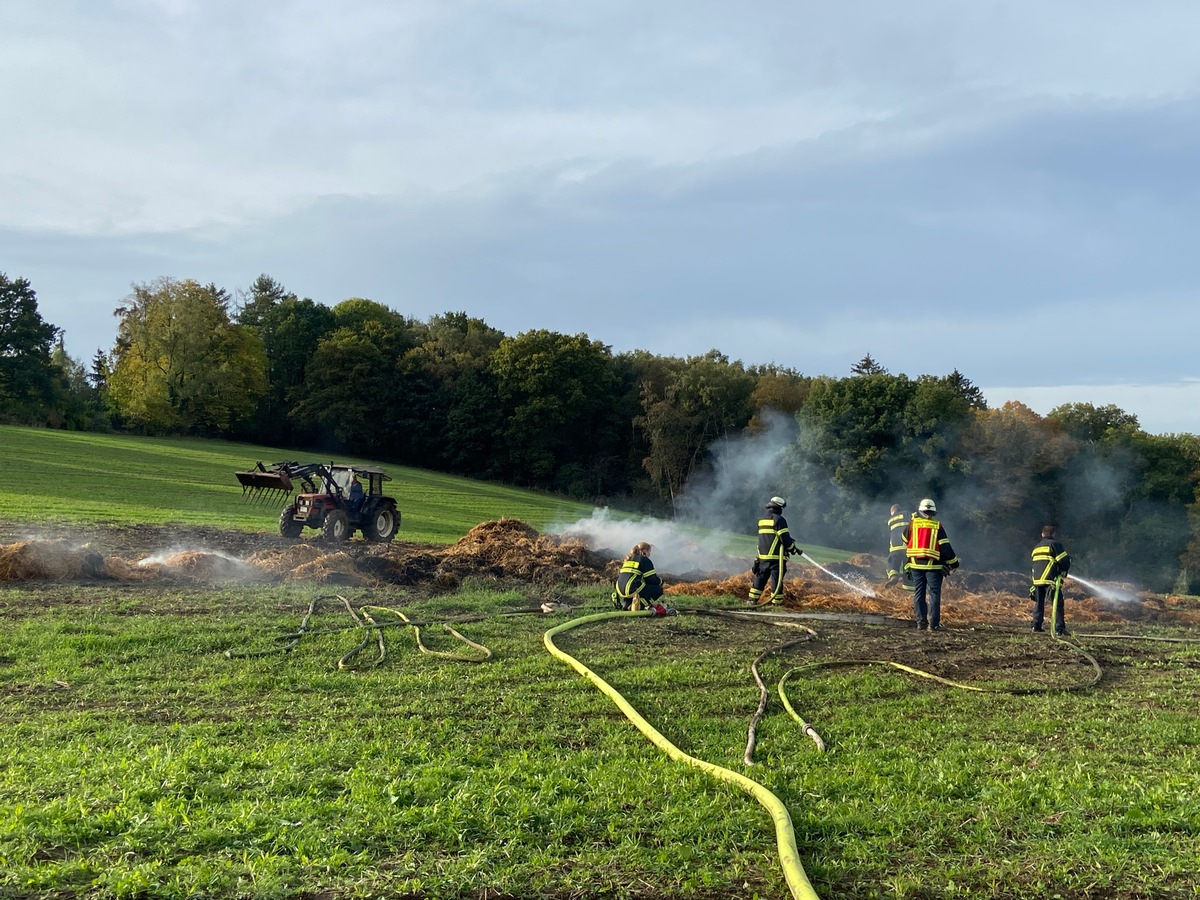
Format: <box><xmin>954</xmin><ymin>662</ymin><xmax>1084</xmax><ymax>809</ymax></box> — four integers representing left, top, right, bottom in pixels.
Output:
<box><xmin>366</xmin><ymin>506</ymin><xmax>398</xmax><ymax>542</ymax></box>
<box><xmin>322</xmin><ymin>509</ymin><xmax>350</xmax><ymax>542</ymax></box>
<box><xmin>279</xmin><ymin>505</ymin><xmax>304</xmax><ymax>538</ymax></box>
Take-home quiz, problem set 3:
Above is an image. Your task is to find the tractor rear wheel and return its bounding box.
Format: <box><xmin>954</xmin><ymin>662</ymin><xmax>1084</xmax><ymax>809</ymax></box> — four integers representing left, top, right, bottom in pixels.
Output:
<box><xmin>322</xmin><ymin>509</ymin><xmax>350</xmax><ymax>542</ymax></box>
<box><xmin>279</xmin><ymin>505</ymin><xmax>304</xmax><ymax>538</ymax></box>
<box><xmin>366</xmin><ymin>506</ymin><xmax>398</xmax><ymax>542</ymax></box>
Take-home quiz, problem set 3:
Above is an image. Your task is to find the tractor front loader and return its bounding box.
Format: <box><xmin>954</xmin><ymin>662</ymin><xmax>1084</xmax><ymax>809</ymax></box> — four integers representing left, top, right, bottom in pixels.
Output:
<box><xmin>236</xmin><ymin>460</ymin><xmax>401</xmax><ymax>543</ymax></box>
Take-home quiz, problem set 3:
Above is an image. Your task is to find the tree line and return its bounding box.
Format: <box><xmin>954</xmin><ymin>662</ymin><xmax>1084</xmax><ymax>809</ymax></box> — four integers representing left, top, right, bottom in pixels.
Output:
<box><xmin>4</xmin><ymin>270</ymin><xmax>1200</xmax><ymax>592</ymax></box>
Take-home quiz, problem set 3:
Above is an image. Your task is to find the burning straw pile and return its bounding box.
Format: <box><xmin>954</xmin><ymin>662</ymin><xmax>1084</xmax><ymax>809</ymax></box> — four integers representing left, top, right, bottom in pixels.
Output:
<box><xmin>5</xmin><ymin>522</ymin><xmax>1198</xmax><ymax>631</ymax></box>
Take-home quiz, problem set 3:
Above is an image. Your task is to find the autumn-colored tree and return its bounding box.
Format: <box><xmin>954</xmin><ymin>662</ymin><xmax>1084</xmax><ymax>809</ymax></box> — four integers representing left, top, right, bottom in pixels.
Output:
<box><xmin>108</xmin><ymin>278</ymin><xmax>267</xmax><ymax>434</ymax></box>
<box><xmin>636</xmin><ymin>351</ymin><xmax>756</xmax><ymax>509</ymax></box>
<box><xmin>747</xmin><ymin>365</ymin><xmax>811</xmax><ymax>432</ymax></box>
<box><xmin>956</xmin><ymin>402</ymin><xmax>1078</xmax><ymax>567</ymax></box>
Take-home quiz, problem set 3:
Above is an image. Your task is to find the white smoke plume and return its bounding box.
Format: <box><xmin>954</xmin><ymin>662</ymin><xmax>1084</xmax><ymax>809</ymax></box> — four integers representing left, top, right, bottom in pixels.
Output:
<box><xmin>555</xmin><ymin>507</ymin><xmax>747</xmax><ymax>577</ymax></box>
<box><xmin>552</xmin><ymin>411</ymin><xmax>805</xmax><ymax>576</ymax></box>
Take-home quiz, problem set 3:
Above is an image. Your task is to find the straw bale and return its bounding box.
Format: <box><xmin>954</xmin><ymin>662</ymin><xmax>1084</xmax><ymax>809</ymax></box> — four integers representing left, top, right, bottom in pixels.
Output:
<box><xmin>157</xmin><ymin>551</ymin><xmax>258</xmax><ymax>582</ymax></box>
<box><xmin>246</xmin><ymin>544</ymin><xmax>328</xmax><ymax>576</ymax></box>
<box><xmin>103</xmin><ymin>557</ymin><xmax>159</xmax><ymax>581</ymax></box>
<box><xmin>285</xmin><ymin>550</ymin><xmax>373</xmax><ymax>586</ymax></box>
<box><xmin>0</xmin><ymin>540</ymin><xmax>104</xmax><ymax>581</ymax></box>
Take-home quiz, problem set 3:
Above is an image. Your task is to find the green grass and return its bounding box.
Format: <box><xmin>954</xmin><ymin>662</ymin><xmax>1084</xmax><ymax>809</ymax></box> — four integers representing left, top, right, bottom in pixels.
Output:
<box><xmin>4</xmin><ymin>426</ymin><xmax>1196</xmax><ymax>898</ymax></box>
<box><xmin>0</xmin><ymin>425</ymin><xmax>849</xmax><ymax>562</ymax></box>
<box><xmin>1</xmin><ymin>586</ymin><xmax>1197</xmax><ymax>899</ymax></box>
<box><xmin>1</xmin><ymin>425</ymin><xmax>600</xmax><ymax>545</ymax></box>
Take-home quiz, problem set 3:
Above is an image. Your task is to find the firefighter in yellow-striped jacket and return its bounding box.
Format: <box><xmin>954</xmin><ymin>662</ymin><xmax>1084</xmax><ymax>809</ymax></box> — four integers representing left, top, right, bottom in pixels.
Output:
<box><xmin>902</xmin><ymin>498</ymin><xmax>959</xmax><ymax>631</ymax></box>
<box><xmin>886</xmin><ymin>503</ymin><xmax>908</xmax><ymax>586</ymax></box>
<box><xmin>1030</xmin><ymin>525</ymin><xmax>1071</xmax><ymax>635</ymax></box>
<box><xmin>748</xmin><ymin>496</ymin><xmax>804</xmax><ymax>605</ymax></box>
<box><xmin>613</xmin><ymin>542</ymin><xmax>664</xmax><ymax>611</ymax></box>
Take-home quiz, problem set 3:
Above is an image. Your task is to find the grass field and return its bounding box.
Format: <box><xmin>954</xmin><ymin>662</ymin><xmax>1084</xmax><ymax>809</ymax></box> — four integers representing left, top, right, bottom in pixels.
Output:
<box><xmin>2</xmin><ymin>425</ymin><xmax>602</xmax><ymax>545</ymax></box>
<box><xmin>2</xmin><ymin>426</ymin><xmax>1198</xmax><ymax>899</ymax></box>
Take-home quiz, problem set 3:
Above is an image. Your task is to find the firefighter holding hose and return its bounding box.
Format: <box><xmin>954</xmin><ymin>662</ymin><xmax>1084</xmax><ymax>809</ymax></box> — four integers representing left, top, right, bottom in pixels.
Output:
<box><xmin>1030</xmin><ymin>524</ymin><xmax>1071</xmax><ymax>635</ymax></box>
<box><xmin>748</xmin><ymin>496</ymin><xmax>804</xmax><ymax>605</ymax></box>
<box><xmin>903</xmin><ymin>498</ymin><xmax>959</xmax><ymax>631</ymax></box>
<box><xmin>614</xmin><ymin>542</ymin><xmax>667</xmax><ymax>613</ymax></box>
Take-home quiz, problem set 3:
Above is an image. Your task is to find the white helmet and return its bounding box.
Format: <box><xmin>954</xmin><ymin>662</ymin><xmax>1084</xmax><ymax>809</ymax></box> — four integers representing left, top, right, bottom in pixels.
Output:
<box><xmin>767</xmin><ymin>496</ymin><xmax>787</xmax><ymax>509</ymax></box>
<box><xmin>918</xmin><ymin>498</ymin><xmax>936</xmax><ymax>514</ymax></box>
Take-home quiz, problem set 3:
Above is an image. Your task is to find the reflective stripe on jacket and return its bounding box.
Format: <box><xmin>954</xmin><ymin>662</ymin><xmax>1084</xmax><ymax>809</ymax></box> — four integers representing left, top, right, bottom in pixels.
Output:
<box><xmin>615</xmin><ymin>555</ymin><xmax>660</xmax><ymax>598</ymax></box>
<box><xmin>757</xmin><ymin>514</ymin><xmax>796</xmax><ymax>562</ymax></box>
<box><xmin>888</xmin><ymin>513</ymin><xmax>907</xmax><ymax>552</ymax></box>
<box><xmin>1031</xmin><ymin>539</ymin><xmax>1070</xmax><ymax>586</ymax></box>
<box><xmin>904</xmin><ymin>515</ymin><xmax>959</xmax><ymax>571</ymax></box>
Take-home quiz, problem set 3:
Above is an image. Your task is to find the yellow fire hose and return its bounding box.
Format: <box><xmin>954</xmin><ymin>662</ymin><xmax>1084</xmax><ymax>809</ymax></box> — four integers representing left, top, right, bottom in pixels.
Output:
<box><xmin>543</xmin><ymin>609</ymin><xmax>822</xmax><ymax>900</ymax></box>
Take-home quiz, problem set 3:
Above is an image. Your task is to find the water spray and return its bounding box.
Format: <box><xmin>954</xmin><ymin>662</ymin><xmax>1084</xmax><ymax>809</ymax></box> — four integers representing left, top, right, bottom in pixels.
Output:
<box><xmin>1066</xmin><ymin>574</ymin><xmax>1140</xmax><ymax>604</ymax></box>
<box><xmin>800</xmin><ymin>555</ymin><xmax>876</xmax><ymax>598</ymax></box>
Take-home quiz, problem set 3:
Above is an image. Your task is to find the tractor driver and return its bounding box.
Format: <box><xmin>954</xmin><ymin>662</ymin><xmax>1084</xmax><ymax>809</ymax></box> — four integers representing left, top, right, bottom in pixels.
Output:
<box><xmin>348</xmin><ymin>472</ymin><xmax>364</xmax><ymax>514</ymax></box>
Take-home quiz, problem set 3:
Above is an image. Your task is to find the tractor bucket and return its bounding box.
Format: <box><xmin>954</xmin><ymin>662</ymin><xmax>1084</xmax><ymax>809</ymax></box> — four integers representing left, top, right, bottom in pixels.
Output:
<box><xmin>236</xmin><ymin>469</ymin><xmax>293</xmax><ymax>503</ymax></box>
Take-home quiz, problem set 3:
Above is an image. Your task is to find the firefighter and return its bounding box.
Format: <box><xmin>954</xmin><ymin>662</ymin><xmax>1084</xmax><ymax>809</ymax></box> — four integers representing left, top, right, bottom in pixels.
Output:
<box><xmin>613</xmin><ymin>542</ymin><xmax>665</xmax><ymax>611</ymax></box>
<box><xmin>886</xmin><ymin>503</ymin><xmax>907</xmax><ymax>586</ymax></box>
<box><xmin>902</xmin><ymin>498</ymin><xmax>959</xmax><ymax>631</ymax></box>
<box><xmin>748</xmin><ymin>496</ymin><xmax>804</xmax><ymax>605</ymax></box>
<box><xmin>1030</xmin><ymin>525</ymin><xmax>1071</xmax><ymax>635</ymax></box>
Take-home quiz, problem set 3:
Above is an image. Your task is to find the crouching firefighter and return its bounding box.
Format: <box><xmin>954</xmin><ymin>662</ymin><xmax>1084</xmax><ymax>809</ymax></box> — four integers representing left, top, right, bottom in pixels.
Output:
<box><xmin>748</xmin><ymin>496</ymin><xmax>804</xmax><ymax>605</ymax></box>
<box><xmin>613</xmin><ymin>542</ymin><xmax>667</xmax><ymax>613</ymax></box>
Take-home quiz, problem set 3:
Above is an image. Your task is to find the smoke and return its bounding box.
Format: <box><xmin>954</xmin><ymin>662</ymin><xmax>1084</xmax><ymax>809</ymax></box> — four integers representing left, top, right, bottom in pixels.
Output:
<box><xmin>552</xmin><ymin>402</ymin><xmax>1190</xmax><ymax>593</ymax></box>
<box><xmin>552</xmin><ymin>411</ymin><xmax>814</xmax><ymax>576</ymax></box>
<box><xmin>555</xmin><ymin>507</ymin><xmax>746</xmax><ymax>576</ymax></box>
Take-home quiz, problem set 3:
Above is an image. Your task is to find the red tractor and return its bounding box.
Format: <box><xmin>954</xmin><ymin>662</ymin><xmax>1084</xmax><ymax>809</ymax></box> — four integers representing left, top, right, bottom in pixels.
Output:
<box><xmin>236</xmin><ymin>460</ymin><xmax>401</xmax><ymax>542</ymax></box>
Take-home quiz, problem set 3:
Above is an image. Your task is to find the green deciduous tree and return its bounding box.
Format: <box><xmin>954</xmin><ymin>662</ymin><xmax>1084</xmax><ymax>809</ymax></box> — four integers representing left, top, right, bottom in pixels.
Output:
<box><xmin>799</xmin><ymin>372</ymin><xmax>917</xmax><ymax>497</ymax></box>
<box><xmin>490</xmin><ymin>330</ymin><xmax>621</xmax><ymax>494</ymax></box>
<box><xmin>108</xmin><ymin>278</ymin><xmax>267</xmax><ymax>435</ymax></box>
<box><xmin>242</xmin><ymin>295</ymin><xmax>337</xmax><ymax>445</ymax></box>
<box><xmin>1048</xmin><ymin>402</ymin><xmax>1139</xmax><ymax>443</ymax></box>
<box><xmin>0</xmin><ymin>272</ymin><xmax>61</xmax><ymax>423</ymax></box>
<box><xmin>403</xmin><ymin>313</ymin><xmax>506</xmax><ymax>473</ymax></box>
<box><xmin>290</xmin><ymin>326</ymin><xmax>395</xmax><ymax>452</ymax></box>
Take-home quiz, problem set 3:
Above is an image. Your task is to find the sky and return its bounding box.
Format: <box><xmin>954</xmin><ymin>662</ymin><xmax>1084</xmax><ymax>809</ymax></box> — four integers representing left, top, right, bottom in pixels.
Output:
<box><xmin>5</xmin><ymin>1</ymin><xmax>1200</xmax><ymax>434</ymax></box>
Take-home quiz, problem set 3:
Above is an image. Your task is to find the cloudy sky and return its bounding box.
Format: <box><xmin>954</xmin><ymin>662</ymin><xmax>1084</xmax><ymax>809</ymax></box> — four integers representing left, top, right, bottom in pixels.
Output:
<box><xmin>5</xmin><ymin>1</ymin><xmax>1200</xmax><ymax>434</ymax></box>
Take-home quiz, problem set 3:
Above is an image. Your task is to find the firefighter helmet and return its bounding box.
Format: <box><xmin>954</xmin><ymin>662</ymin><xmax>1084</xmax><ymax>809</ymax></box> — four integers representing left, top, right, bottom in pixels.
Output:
<box><xmin>918</xmin><ymin>498</ymin><xmax>936</xmax><ymax>514</ymax></box>
<box><xmin>767</xmin><ymin>496</ymin><xmax>787</xmax><ymax>510</ymax></box>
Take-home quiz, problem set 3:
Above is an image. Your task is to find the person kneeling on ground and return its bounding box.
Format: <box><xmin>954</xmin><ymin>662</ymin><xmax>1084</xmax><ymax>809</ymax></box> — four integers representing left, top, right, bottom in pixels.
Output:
<box><xmin>613</xmin><ymin>542</ymin><xmax>669</xmax><ymax>613</ymax></box>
